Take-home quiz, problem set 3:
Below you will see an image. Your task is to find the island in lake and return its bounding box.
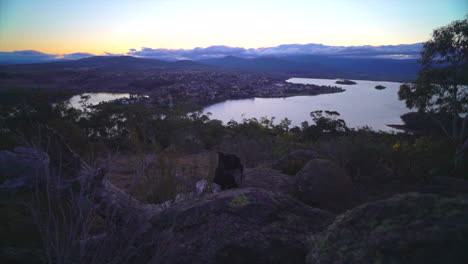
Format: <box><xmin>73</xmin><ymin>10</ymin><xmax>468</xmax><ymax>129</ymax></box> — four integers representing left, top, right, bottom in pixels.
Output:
<box><xmin>375</xmin><ymin>85</ymin><xmax>386</xmax><ymax>90</ymax></box>
<box><xmin>335</xmin><ymin>79</ymin><xmax>357</xmax><ymax>85</ymax></box>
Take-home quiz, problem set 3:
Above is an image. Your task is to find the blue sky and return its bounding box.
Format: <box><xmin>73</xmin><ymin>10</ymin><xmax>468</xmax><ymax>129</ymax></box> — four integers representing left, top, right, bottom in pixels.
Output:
<box><xmin>0</xmin><ymin>0</ymin><xmax>466</xmax><ymax>54</ymax></box>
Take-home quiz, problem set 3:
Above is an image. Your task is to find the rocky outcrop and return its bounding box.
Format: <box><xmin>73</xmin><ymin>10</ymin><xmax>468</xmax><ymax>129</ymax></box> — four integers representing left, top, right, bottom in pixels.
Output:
<box><xmin>0</xmin><ymin>147</ymin><xmax>165</xmax><ymax>228</ymax></box>
<box><xmin>7</xmin><ymin>147</ymin><xmax>468</xmax><ymax>264</ymax></box>
<box><xmin>147</xmin><ymin>188</ymin><xmax>335</xmax><ymax>264</ymax></box>
<box><xmin>243</xmin><ymin>168</ymin><xmax>295</xmax><ymax>195</ymax></box>
<box><xmin>272</xmin><ymin>149</ymin><xmax>322</xmax><ymax>175</ymax></box>
<box><xmin>1</xmin><ymin>148</ymin><xmax>335</xmax><ymax>264</ymax></box>
<box><xmin>77</xmin><ymin>186</ymin><xmax>335</xmax><ymax>264</ymax></box>
<box><xmin>307</xmin><ymin>193</ymin><xmax>468</xmax><ymax>264</ymax></box>
<box><xmin>296</xmin><ymin>159</ymin><xmax>356</xmax><ymax>212</ymax></box>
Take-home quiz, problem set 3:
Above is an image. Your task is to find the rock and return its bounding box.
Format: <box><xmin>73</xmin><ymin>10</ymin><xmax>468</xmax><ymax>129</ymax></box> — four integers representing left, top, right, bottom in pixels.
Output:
<box><xmin>272</xmin><ymin>149</ymin><xmax>323</xmax><ymax>175</ymax></box>
<box><xmin>296</xmin><ymin>159</ymin><xmax>356</xmax><ymax>212</ymax></box>
<box><xmin>375</xmin><ymin>85</ymin><xmax>386</xmax><ymax>90</ymax></box>
<box><xmin>0</xmin><ymin>147</ymin><xmax>50</xmax><ymax>192</ymax></box>
<box><xmin>175</xmin><ymin>193</ymin><xmax>190</xmax><ymax>203</ymax></box>
<box><xmin>212</xmin><ymin>183</ymin><xmax>222</xmax><ymax>194</ymax></box>
<box><xmin>147</xmin><ymin>188</ymin><xmax>335</xmax><ymax>264</ymax></box>
<box><xmin>0</xmin><ymin>148</ymin><xmax>335</xmax><ymax>264</ymax></box>
<box><xmin>243</xmin><ymin>168</ymin><xmax>295</xmax><ymax>195</ymax></box>
<box><xmin>214</xmin><ymin>152</ymin><xmax>244</xmax><ymax>189</ymax></box>
<box><xmin>195</xmin><ymin>179</ymin><xmax>221</xmax><ymax>195</ymax></box>
<box><xmin>307</xmin><ymin>193</ymin><xmax>468</xmax><ymax>264</ymax></box>
<box><xmin>195</xmin><ymin>179</ymin><xmax>208</xmax><ymax>195</ymax></box>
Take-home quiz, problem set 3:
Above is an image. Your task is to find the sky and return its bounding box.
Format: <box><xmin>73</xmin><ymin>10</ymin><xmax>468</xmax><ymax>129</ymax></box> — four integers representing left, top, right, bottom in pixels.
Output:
<box><xmin>0</xmin><ymin>0</ymin><xmax>466</xmax><ymax>54</ymax></box>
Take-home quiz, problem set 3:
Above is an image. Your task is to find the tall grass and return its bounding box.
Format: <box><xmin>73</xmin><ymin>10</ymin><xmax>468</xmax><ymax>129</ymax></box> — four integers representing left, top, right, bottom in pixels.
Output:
<box><xmin>132</xmin><ymin>152</ymin><xmax>179</xmax><ymax>204</ymax></box>
<box><xmin>131</xmin><ymin>150</ymin><xmax>218</xmax><ymax>204</ymax></box>
<box><xmin>27</xmin><ymin>152</ymin><xmax>150</xmax><ymax>263</ymax></box>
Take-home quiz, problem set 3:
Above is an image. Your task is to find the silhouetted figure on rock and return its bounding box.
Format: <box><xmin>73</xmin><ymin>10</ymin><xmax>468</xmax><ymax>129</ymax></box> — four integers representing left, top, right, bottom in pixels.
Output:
<box><xmin>214</xmin><ymin>152</ymin><xmax>244</xmax><ymax>190</ymax></box>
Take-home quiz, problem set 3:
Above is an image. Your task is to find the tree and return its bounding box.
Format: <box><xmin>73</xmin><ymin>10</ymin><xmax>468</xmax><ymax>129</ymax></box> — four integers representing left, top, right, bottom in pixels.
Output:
<box><xmin>301</xmin><ymin>110</ymin><xmax>348</xmax><ymax>140</ymax></box>
<box><xmin>310</xmin><ymin>110</ymin><xmax>348</xmax><ymax>134</ymax></box>
<box><xmin>399</xmin><ymin>18</ymin><xmax>468</xmax><ymax>172</ymax></box>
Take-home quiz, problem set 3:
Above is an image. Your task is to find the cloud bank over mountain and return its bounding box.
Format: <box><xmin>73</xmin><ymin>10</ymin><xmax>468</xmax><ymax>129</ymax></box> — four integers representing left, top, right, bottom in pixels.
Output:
<box><xmin>127</xmin><ymin>43</ymin><xmax>423</xmax><ymax>60</ymax></box>
<box><xmin>0</xmin><ymin>51</ymin><xmax>94</xmax><ymax>64</ymax></box>
<box><xmin>0</xmin><ymin>43</ymin><xmax>423</xmax><ymax>64</ymax></box>
<box><xmin>0</xmin><ymin>50</ymin><xmax>59</xmax><ymax>64</ymax></box>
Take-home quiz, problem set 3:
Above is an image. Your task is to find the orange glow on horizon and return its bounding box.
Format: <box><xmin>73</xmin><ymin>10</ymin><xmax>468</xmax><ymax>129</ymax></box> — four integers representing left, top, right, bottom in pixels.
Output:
<box><xmin>0</xmin><ymin>37</ymin><xmax>428</xmax><ymax>55</ymax></box>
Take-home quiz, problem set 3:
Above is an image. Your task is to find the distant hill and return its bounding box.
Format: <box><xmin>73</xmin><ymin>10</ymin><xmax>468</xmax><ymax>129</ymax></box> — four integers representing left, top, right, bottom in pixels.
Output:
<box><xmin>0</xmin><ymin>56</ymin><xmax>215</xmax><ymax>92</ymax></box>
<box><xmin>0</xmin><ymin>55</ymin><xmax>420</xmax><ymax>82</ymax></box>
<box><xmin>0</xmin><ymin>42</ymin><xmax>424</xmax><ymax>82</ymax></box>
<box><xmin>200</xmin><ymin>55</ymin><xmax>420</xmax><ymax>82</ymax></box>
<box><xmin>67</xmin><ymin>56</ymin><xmax>208</xmax><ymax>69</ymax></box>
<box><xmin>0</xmin><ymin>56</ymin><xmax>211</xmax><ymax>72</ymax></box>
<box><xmin>200</xmin><ymin>56</ymin><xmax>311</xmax><ymax>72</ymax></box>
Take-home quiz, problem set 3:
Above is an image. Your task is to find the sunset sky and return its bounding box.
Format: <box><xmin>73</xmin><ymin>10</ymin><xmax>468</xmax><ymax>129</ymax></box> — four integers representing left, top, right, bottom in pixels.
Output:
<box><xmin>0</xmin><ymin>0</ymin><xmax>466</xmax><ymax>54</ymax></box>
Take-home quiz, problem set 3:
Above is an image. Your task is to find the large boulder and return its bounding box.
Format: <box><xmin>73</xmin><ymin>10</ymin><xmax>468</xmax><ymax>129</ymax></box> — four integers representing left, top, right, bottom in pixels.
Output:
<box><xmin>272</xmin><ymin>149</ymin><xmax>322</xmax><ymax>175</ymax></box>
<box><xmin>146</xmin><ymin>188</ymin><xmax>335</xmax><ymax>264</ymax></box>
<box><xmin>242</xmin><ymin>168</ymin><xmax>295</xmax><ymax>195</ymax></box>
<box><xmin>296</xmin><ymin>159</ymin><xmax>356</xmax><ymax>212</ymax></box>
<box><xmin>307</xmin><ymin>193</ymin><xmax>468</xmax><ymax>264</ymax></box>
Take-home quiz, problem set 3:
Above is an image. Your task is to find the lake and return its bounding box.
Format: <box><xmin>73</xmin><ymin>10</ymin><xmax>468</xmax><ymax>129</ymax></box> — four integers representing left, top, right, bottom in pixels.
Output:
<box><xmin>203</xmin><ymin>78</ymin><xmax>410</xmax><ymax>131</ymax></box>
<box><xmin>68</xmin><ymin>93</ymin><xmax>131</xmax><ymax>110</ymax></box>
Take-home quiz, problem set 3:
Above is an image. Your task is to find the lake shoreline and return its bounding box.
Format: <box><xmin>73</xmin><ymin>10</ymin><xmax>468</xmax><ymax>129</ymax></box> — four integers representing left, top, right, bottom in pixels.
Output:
<box><xmin>66</xmin><ymin>81</ymin><xmax>346</xmax><ymax>111</ymax></box>
<box><xmin>64</xmin><ymin>77</ymin><xmax>409</xmax><ymax>132</ymax></box>
<box><xmin>202</xmin><ymin>77</ymin><xmax>409</xmax><ymax>131</ymax></box>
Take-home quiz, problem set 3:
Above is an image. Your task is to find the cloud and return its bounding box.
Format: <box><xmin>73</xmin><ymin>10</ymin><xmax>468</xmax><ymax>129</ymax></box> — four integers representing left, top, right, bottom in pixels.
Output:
<box><xmin>0</xmin><ymin>50</ymin><xmax>97</xmax><ymax>64</ymax></box>
<box><xmin>104</xmin><ymin>52</ymin><xmax>124</xmax><ymax>56</ymax></box>
<box><xmin>250</xmin><ymin>43</ymin><xmax>424</xmax><ymax>57</ymax></box>
<box><xmin>128</xmin><ymin>45</ymin><xmax>249</xmax><ymax>60</ymax></box>
<box><xmin>60</xmin><ymin>52</ymin><xmax>94</xmax><ymax>60</ymax></box>
<box><xmin>0</xmin><ymin>50</ymin><xmax>58</xmax><ymax>64</ymax></box>
<box><xmin>127</xmin><ymin>43</ymin><xmax>423</xmax><ymax>61</ymax></box>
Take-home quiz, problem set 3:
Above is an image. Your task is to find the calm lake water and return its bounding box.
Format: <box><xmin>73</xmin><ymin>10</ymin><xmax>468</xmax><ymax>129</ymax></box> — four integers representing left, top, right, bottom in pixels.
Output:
<box><xmin>68</xmin><ymin>93</ymin><xmax>131</xmax><ymax>110</ymax></box>
<box><xmin>203</xmin><ymin>78</ymin><xmax>410</xmax><ymax>131</ymax></box>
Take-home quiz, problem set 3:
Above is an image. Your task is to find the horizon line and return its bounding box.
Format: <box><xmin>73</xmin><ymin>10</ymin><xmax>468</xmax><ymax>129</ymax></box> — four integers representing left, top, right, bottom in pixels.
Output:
<box><xmin>0</xmin><ymin>42</ymin><xmax>425</xmax><ymax>56</ymax></box>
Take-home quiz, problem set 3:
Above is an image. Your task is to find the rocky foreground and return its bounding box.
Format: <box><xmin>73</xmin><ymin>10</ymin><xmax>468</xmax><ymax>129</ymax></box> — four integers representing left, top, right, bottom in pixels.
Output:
<box><xmin>1</xmin><ymin>148</ymin><xmax>468</xmax><ymax>263</ymax></box>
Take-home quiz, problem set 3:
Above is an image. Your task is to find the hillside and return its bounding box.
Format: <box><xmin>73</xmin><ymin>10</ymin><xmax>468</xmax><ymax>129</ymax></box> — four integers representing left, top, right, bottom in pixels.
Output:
<box><xmin>0</xmin><ymin>56</ymin><xmax>216</xmax><ymax>94</ymax></box>
<box><xmin>0</xmin><ymin>55</ymin><xmax>211</xmax><ymax>72</ymax></box>
<box><xmin>0</xmin><ymin>54</ymin><xmax>421</xmax><ymax>82</ymax></box>
<box><xmin>201</xmin><ymin>55</ymin><xmax>420</xmax><ymax>82</ymax></box>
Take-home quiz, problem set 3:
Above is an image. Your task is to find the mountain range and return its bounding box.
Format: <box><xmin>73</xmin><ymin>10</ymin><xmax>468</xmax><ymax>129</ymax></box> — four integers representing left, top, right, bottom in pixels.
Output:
<box><xmin>0</xmin><ymin>43</ymin><xmax>424</xmax><ymax>82</ymax></box>
<box><xmin>200</xmin><ymin>55</ymin><xmax>420</xmax><ymax>81</ymax></box>
<box><xmin>0</xmin><ymin>43</ymin><xmax>423</xmax><ymax>64</ymax></box>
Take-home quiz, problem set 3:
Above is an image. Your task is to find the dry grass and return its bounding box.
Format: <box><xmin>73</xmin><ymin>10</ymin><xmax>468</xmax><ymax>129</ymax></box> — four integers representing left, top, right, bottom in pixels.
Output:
<box><xmin>0</xmin><ymin>147</ymin><xmax>220</xmax><ymax>262</ymax></box>
<box><xmin>106</xmin><ymin>150</ymin><xmax>218</xmax><ymax>204</ymax></box>
<box><xmin>25</xmin><ymin>166</ymin><xmax>146</xmax><ymax>264</ymax></box>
